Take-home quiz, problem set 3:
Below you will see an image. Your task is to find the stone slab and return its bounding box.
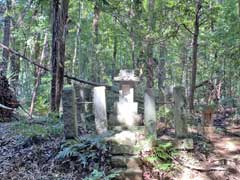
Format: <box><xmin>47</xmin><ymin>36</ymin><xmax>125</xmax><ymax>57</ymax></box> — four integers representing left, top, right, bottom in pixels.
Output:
<box><xmin>111</xmin><ymin>156</ymin><xmax>142</xmax><ymax>169</ymax></box>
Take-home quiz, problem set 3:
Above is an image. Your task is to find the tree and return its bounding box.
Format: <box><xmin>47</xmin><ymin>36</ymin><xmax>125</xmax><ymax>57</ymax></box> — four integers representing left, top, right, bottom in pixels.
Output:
<box><xmin>50</xmin><ymin>0</ymin><xmax>69</xmax><ymax>112</ymax></box>
<box><xmin>1</xmin><ymin>0</ymin><xmax>11</xmax><ymax>76</ymax></box>
<box><xmin>189</xmin><ymin>0</ymin><xmax>201</xmax><ymax>111</ymax></box>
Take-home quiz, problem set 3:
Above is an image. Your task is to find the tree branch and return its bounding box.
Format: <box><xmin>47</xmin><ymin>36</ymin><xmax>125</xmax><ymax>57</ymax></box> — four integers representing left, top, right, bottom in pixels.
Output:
<box><xmin>0</xmin><ymin>43</ymin><xmax>113</xmax><ymax>89</ymax></box>
<box><xmin>182</xmin><ymin>23</ymin><xmax>194</xmax><ymax>35</ymax></box>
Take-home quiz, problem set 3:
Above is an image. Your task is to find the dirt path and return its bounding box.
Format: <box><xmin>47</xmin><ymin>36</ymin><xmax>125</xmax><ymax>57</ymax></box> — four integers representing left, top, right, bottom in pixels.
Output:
<box><xmin>173</xmin><ymin>123</ymin><xmax>240</xmax><ymax>180</ymax></box>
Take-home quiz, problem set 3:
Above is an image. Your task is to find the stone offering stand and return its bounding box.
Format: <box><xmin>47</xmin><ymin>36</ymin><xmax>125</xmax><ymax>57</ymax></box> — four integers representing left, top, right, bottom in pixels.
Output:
<box><xmin>62</xmin><ymin>70</ymin><xmax>196</xmax><ymax>180</ymax></box>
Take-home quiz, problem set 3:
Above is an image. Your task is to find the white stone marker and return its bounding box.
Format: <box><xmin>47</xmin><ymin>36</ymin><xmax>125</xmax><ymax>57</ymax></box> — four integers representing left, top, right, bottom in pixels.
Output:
<box><xmin>93</xmin><ymin>86</ymin><xmax>108</xmax><ymax>134</ymax></box>
<box><xmin>144</xmin><ymin>88</ymin><xmax>156</xmax><ymax>139</ymax></box>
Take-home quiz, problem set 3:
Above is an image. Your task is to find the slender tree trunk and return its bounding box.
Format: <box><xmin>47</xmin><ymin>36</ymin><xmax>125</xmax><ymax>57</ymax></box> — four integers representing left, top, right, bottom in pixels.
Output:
<box><xmin>1</xmin><ymin>0</ymin><xmax>11</xmax><ymax>76</ymax></box>
<box><xmin>238</xmin><ymin>0</ymin><xmax>240</xmax><ymax>17</ymax></box>
<box><xmin>112</xmin><ymin>19</ymin><xmax>117</xmax><ymax>80</ymax></box>
<box><xmin>72</xmin><ymin>1</ymin><xmax>81</xmax><ymax>77</ymax></box>
<box><xmin>189</xmin><ymin>0</ymin><xmax>201</xmax><ymax>111</ymax></box>
<box><xmin>55</xmin><ymin>0</ymin><xmax>69</xmax><ymax>112</ymax></box>
<box><xmin>29</xmin><ymin>33</ymin><xmax>48</xmax><ymax>117</ymax></box>
<box><xmin>92</xmin><ymin>4</ymin><xmax>100</xmax><ymax>82</ymax></box>
<box><xmin>10</xmin><ymin>37</ymin><xmax>20</xmax><ymax>92</ymax></box>
<box><xmin>146</xmin><ymin>0</ymin><xmax>155</xmax><ymax>88</ymax></box>
<box><xmin>50</xmin><ymin>0</ymin><xmax>69</xmax><ymax>112</ymax></box>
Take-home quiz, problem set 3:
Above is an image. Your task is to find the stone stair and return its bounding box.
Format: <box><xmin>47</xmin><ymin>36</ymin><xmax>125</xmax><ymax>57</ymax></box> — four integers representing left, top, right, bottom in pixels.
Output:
<box><xmin>107</xmin><ymin>126</ymin><xmax>150</xmax><ymax>180</ymax></box>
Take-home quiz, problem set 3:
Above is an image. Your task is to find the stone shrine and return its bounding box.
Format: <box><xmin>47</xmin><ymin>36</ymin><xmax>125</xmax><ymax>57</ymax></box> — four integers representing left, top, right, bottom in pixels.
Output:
<box><xmin>111</xmin><ymin>69</ymin><xmax>141</xmax><ymax>128</ymax></box>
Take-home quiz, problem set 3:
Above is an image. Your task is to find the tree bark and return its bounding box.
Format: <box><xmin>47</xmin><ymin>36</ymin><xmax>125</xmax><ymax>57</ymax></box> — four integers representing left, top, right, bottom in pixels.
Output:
<box><xmin>112</xmin><ymin>20</ymin><xmax>117</xmax><ymax>80</ymax></box>
<box><xmin>92</xmin><ymin>4</ymin><xmax>100</xmax><ymax>82</ymax></box>
<box><xmin>146</xmin><ymin>0</ymin><xmax>155</xmax><ymax>89</ymax></box>
<box><xmin>29</xmin><ymin>33</ymin><xmax>48</xmax><ymax>117</ymax></box>
<box><xmin>10</xmin><ymin>37</ymin><xmax>20</xmax><ymax>92</ymax></box>
<box><xmin>1</xmin><ymin>0</ymin><xmax>11</xmax><ymax>76</ymax></box>
<box><xmin>50</xmin><ymin>0</ymin><xmax>69</xmax><ymax>112</ymax></box>
<box><xmin>72</xmin><ymin>1</ymin><xmax>81</xmax><ymax>77</ymax></box>
<box><xmin>189</xmin><ymin>0</ymin><xmax>201</xmax><ymax>111</ymax></box>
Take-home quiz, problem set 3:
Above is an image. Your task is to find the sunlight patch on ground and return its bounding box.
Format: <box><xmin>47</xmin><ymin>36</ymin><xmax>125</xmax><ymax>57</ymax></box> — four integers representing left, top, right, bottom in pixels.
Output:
<box><xmin>176</xmin><ymin>168</ymin><xmax>207</xmax><ymax>180</ymax></box>
<box><xmin>225</xmin><ymin>141</ymin><xmax>238</xmax><ymax>151</ymax></box>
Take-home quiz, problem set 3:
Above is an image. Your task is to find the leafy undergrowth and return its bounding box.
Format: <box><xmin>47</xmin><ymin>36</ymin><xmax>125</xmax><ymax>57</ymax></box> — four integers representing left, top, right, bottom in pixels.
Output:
<box><xmin>55</xmin><ymin>132</ymin><xmax>118</xmax><ymax>179</ymax></box>
<box><xmin>0</xmin><ymin>116</ymin><xmax>116</xmax><ymax>180</ymax></box>
<box><xmin>143</xmin><ymin>142</ymin><xmax>177</xmax><ymax>171</ymax></box>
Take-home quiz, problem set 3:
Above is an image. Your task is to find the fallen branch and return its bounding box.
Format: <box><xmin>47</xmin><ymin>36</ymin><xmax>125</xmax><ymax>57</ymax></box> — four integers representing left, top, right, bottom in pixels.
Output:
<box><xmin>0</xmin><ymin>103</ymin><xmax>13</xmax><ymax>110</ymax></box>
<box><xmin>0</xmin><ymin>43</ymin><xmax>112</xmax><ymax>88</ymax></box>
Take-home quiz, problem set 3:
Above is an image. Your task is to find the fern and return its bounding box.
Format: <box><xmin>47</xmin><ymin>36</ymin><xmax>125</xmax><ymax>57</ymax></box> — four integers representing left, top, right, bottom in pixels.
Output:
<box><xmin>145</xmin><ymin>142</ymin><xmax>177</xmax><ymax>171</ymax></box>
<box><xmin>56</xmin><ymin>132</ymin><xmax>113</xmax><ymax>170</ymax></box>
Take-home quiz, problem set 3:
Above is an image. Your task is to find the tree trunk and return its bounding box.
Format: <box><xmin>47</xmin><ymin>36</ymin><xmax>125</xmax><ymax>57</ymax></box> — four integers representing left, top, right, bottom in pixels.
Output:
<box><xmin>1</xmin><ymin>0</ymin><xmax>11</xmax><ymax>76</ymax></box>
<box><xmin>10</xmin><ymin>37</ymin><xmax>20</xmax><ymax>92</ymax></box>
<box><xmin>50</xmin><ymin>0</ymin><xmax>69</xmax><ymax>112</ymax></box>
<box><xmin>72</xmin><ymin>1</ymin><xmax>81</xmax><ymax>77</ymax></box>
<box><xmin>146</xmin><ymin>0</ymin><xmax>155</xmax><ymax>89</ymax></box>
<box><xmin>29</xmin><ymin>33</ymin><xmax>48</xmax><ymax>117</ymax></box>
<box><xmin>189</xmin><ymin>0</ymin><xmax>201</xmax><ymax>111</ymax></box>
<box><xmin>112</xmin><ymin>21</ymin><xmax>117</xmax><ymax>80</ymax></box>
<box><xmin>92</xmin><ymin>4</ymin><xmax>100</xmax><ymax>82</ymax></box>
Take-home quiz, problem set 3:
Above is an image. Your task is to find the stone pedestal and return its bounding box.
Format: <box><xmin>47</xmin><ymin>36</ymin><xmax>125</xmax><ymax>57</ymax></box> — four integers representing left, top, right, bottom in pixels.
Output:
<box><xmin>62</xmin><ymin>86</ymin><xmax>78</xmax><ymax>139</ymax></box>
<box><xmin>173</xmin><ymin>86</ymin><xmax>188</xmax><ymax>138</ymax></box>
<box><xmin>144</xmin><ymin>88</ymin><xmax>156</xmax><ymax>139</ymax></box>
<box><xmin>93</xmin><ymin>86</ymin><xmax>108</xmax><ymax>134</ymax></box>
<box><xmin>74</xmin><ymin>83</ymin><xmax>86</xmax><ymax>130</ymax></box>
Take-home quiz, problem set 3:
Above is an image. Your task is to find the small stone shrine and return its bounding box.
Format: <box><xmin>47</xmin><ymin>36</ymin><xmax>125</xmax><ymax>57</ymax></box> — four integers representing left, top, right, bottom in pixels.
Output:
<box><xmin>111</xmin><ymin>69</ymin><xmax>141</xmax><ymax>127</ymax></box>
<box><xmin>108</xmin><ymin>70</ymin><xmax>145</xmax><ymax>180</ymax></box>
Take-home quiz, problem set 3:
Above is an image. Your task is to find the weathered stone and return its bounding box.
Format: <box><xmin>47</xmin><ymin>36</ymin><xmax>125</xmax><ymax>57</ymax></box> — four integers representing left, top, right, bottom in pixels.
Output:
<box><xmin>93</xmin><ymin>86</ymin><xmax>108</xmax><ymax>134</ymax></box>
<box><xmin>73</xmin><ymin>83</ymin><xmax>86</xmax><ymax>130</ymax></box>
<box><xmin>114</xmin><ymin>69</ymin><xmax>139</xmax><ymax>82</ymax></box>
<box><xmin>175</xmin><ymin>138</ymin><xmax>194</xmax><ymax>150</ymax></box>
<box><xmin>111</xmin><ymin>69</ymin><xmax>141</xmax><ymax>128</ymax></box>
<box><xmin>173</xmin><ymin>86</ymin><xmax>188</xmax><ymax>138</ymax></box>
<box><xmin>62</xmin><ymin>86</ymin><xmax>78</xmax><ymax>139</ymax></box>
<box><xmin>107</xmin><ymin>130</ymin><xmax>137</xmax><ymax>146</ymax></box>
<box><xmin>111</xmin><ymin>156</ymin><xmax>142</xmax><ymax>169</ymax></box>
<box><xmin>119</xmin><ymin>85</ymin><xmax>134</xmax><ymax>103</ymax></box>
<box><xmin>111</xmin><ymin>144</ymin><xmax>138</xmax><ymax>155</ymax></box>
<box><xmin>144</xmin><ymin>88</ymin><xmax>156</xmax><ymax>139</ymax></box>
<box><xmin>112</xmin><ymin>168</ymin><xmax>143</xmax><ymax>180</ymax></box>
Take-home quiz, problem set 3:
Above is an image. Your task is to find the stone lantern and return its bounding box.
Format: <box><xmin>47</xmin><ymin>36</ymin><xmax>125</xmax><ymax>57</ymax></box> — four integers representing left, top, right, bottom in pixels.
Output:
<box><xmin>111</xmin><ymin>69</ymin><xmax>141</xmax><ymax>128</ymax></box>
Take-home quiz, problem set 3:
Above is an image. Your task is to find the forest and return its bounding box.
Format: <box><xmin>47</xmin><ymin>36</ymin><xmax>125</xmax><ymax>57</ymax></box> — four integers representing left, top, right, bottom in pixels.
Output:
<box><xmin>0</xmin><ymin>0</ymin><xmax>240</xmax><ymax>179</ymax></box>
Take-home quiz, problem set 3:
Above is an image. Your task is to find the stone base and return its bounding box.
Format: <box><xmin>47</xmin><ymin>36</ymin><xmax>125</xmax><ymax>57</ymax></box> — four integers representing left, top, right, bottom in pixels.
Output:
<box><xmin>175</xmin><ymin>138</ymin><xmax>194</xmax><ymax>150</ymax></box>
<box><xmin>112</xmin><ymin>168</ymin><xmax>143</xmax><ymax>180</ymax></box>
<box><xmin>109</xmin><ymin>114</ymin><xmax>142</xmax><ymax>128</ymax></box>
<box><xmin>111</xmin><ymin>156</ymin><xmax>142</xmax><ymax>169</ymax></box>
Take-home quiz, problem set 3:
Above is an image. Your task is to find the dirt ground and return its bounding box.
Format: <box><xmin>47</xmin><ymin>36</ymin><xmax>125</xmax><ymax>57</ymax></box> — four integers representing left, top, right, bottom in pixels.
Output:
<box><xmin>0</xmin><ymin>113</ymin><xmax>240</xmax><ymax>180</ymax></box>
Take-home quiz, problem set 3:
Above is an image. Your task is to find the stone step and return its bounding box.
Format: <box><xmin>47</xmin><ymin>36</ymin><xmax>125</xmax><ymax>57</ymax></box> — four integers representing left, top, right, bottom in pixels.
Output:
<box><xmin>111</xmin><ymin>155</ymin><xmax>143</xmax><ymax>169</ymax></box>
<box><xmin>111</xmin><ymin>143</ymin><xmax>139</xmax><ymax>155</ymax></box>
<box><xmin>111</xmin><ymin>168</ymin><xmax>143</xmax><ymax>180</ymax></box>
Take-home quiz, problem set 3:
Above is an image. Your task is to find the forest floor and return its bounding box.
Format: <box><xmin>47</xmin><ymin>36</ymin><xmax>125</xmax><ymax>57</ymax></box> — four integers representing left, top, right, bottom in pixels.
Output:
<box><xmin>0</xmin><ymin>113</ymin><xmax>240</xmax><ymax>180</ymax></box>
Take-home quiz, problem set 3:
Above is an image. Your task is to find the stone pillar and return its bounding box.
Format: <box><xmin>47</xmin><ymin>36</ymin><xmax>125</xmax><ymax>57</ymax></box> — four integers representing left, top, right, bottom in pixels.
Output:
<box><xmin>144</xmin><ymin>88</ymin><xmax>156</xmax><ymax>138</ymax></box>
<box><xmin>93</xmin><ymin>86</ymin><xmax>108</xmax><ymax>134</ymax></box>
<box><xmin>173</xmin><ymin>86</ymin><xmax>188</xmax><ymax>138</ymax></box>
<box><xmin>62</xmin><ymin>86</ymin><xmax>78</xmax><ymax>139</ymax></box>
<box><xmin>74</xmin><ymin>83</ymin><xmax>86</xmax><ymax>130</ymax></box>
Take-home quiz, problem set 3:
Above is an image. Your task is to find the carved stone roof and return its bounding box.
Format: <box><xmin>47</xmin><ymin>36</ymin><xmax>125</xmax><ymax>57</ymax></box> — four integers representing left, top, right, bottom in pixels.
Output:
<box><xmin>114</xmin><ymin>69</ymin><xmax>139</xmax><ymax>82</ymax></box>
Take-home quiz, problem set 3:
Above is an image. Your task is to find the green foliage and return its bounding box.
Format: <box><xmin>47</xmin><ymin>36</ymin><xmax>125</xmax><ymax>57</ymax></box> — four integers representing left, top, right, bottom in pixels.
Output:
<box><xmin>11</xmin><ymin>117</ymin><xmax>63</xmax><ymax>138</ymax></box>
<box><xmin>56</xmin><ymin>132</ymin><xmax>113</xmax><ymax>170</ymax></box>
<box><xmin>156</xmin><ymin>106</ymin><xmax>174</xmax><ymax>124</ymax></box>
<box><xmin>145</xmin><ymin>142</ymin><xmax>177</xmax><ymax>171</ymax></box>
<box><xmin>220</xmin><ymin>97</ymin><xmax>238</xmax><ymax>108</ymax></box>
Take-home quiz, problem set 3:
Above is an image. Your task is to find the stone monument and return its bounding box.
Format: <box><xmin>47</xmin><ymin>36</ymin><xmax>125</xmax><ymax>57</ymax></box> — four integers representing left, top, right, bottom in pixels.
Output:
<box><xmin>111</xmin><ymin>69</ymin><xmax>141</xmax><ymax>128</ymax></box>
